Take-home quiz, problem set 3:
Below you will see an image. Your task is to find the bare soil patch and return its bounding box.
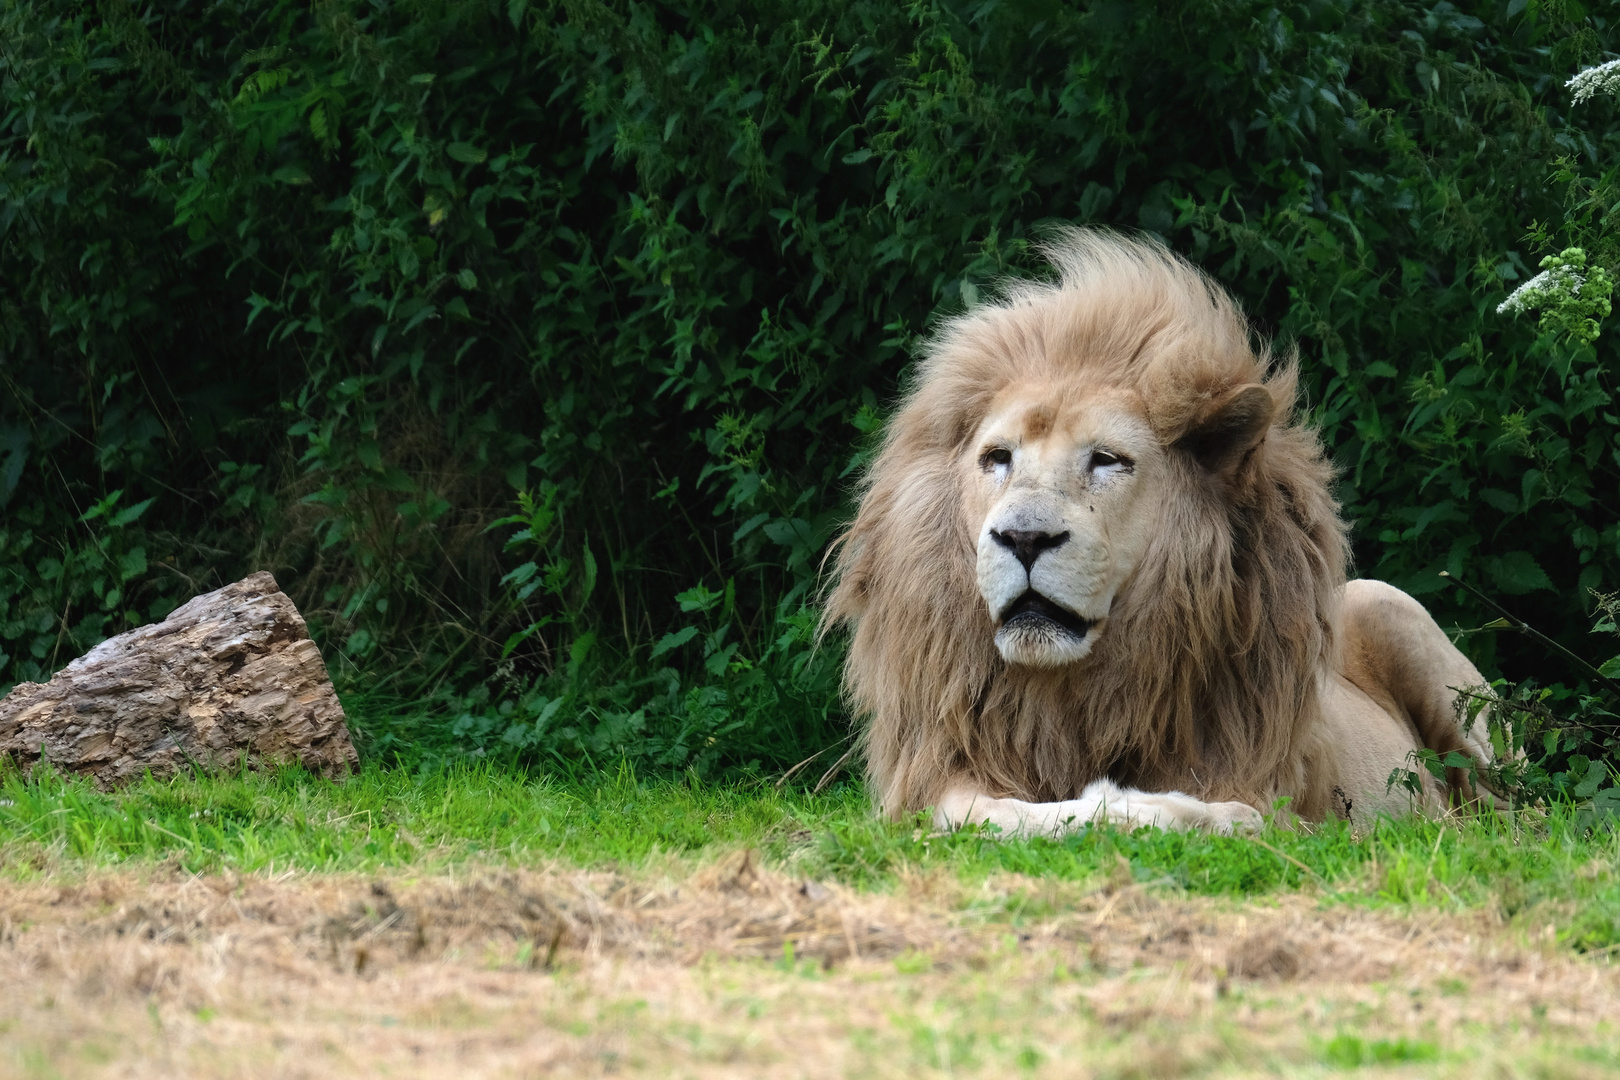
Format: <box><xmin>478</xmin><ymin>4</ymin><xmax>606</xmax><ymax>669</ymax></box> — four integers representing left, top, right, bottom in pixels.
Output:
<box><xmin>1</xmin><ymin>853</ymin><xmax>1615</xmax><ymax>1078</ymax></box>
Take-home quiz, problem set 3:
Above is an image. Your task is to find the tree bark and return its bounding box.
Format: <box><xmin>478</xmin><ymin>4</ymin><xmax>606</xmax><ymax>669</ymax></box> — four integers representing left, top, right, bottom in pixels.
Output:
<box><xmin>0</xmin><ymin>572</ymin><xmax>357</xmax><ymax>787</ymax></box>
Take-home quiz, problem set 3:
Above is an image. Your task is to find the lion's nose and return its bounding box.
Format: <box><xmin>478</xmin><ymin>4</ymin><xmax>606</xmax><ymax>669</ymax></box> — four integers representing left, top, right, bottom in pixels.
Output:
<box><xmin>989</xmin><ymin>528</ymin><xmax>1070</xmax><ymax>572</ymax></box>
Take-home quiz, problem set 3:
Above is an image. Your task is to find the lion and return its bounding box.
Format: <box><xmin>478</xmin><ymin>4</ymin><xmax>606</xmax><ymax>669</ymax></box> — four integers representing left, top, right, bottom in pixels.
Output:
<box><xmin>824</xmin><ymin>229</ymin><xmax>1498</xmax><ymax>835</ymax></box>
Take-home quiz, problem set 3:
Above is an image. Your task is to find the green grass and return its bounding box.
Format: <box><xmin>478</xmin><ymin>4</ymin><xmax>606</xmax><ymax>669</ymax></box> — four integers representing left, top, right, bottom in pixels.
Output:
<box><xmin>1317</xmin><ymin>1034</ymin><xmax>1440</xmax><ymax>1068</ymax></box>
<box><xmin>1</xmin><ymin>764</ymin><xmax>1616</xmax><ymax>948</ymax></box>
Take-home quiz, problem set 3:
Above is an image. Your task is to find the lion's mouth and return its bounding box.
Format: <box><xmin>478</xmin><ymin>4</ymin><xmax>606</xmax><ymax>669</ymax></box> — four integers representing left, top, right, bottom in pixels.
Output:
<box><xmin>998</xmin><ymin>591</ymin><xmax>1094</xmax><ymax>639</ymax></box>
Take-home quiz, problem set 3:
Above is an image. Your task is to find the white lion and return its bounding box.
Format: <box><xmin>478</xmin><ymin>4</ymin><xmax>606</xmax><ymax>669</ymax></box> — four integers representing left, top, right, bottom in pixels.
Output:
<box><xmin>825</xmin><ymin>229</ymin><xmax>1497</xmax><ymax>836</ymax></box>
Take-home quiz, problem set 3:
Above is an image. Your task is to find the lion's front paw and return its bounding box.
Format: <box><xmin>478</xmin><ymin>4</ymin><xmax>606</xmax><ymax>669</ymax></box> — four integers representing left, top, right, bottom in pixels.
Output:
<box><xmin>1204</xmin><ymin>801</ymin><xmax>1264</xmax><ymax>835</ymax></box>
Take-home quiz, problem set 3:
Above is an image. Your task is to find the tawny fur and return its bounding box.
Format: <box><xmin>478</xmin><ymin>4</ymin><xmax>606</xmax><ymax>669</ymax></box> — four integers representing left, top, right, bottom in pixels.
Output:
<box><xmin>823</xmin><ymin>230</ymin><xmax>1351</xmax><ymax>821</ymax></box>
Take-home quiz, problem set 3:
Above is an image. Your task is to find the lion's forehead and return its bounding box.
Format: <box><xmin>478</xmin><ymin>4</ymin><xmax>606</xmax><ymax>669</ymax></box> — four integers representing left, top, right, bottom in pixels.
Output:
<box><xmin>976</xmin><ymin>384</ymin><xmax>1156</xmax><ymax>454</ymax></box>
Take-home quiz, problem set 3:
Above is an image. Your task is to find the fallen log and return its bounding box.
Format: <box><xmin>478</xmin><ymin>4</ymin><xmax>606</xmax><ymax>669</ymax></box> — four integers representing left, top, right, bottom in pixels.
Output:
<box><xmin>0</xmin><ymin>571</ymin><xmax>357</xmax><ymax>787</ymax></box>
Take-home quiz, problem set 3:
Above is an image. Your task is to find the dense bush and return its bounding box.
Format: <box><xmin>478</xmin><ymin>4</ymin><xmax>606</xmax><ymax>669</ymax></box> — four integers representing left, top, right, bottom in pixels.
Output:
<box><xmin>2</xmin><ymin>0</ymin><xmax>1617</xmax><ymax>786</ymax></box>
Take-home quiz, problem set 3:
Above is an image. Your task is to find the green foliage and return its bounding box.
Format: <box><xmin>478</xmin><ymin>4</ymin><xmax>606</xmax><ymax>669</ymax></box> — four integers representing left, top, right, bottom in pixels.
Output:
<box><xmin>3</xmin><ymin>0</ymin><xmax>1620</xmax><ymax>772</ymax></box>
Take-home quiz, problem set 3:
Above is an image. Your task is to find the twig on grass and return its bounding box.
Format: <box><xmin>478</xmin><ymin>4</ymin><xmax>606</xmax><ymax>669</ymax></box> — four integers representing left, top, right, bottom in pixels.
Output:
<box><xmin>775</xmin><ymin>734</ymin><xmax>852</xmax><ymax>789</ymax></box>
<box><xmin>541</xmin><ymin>924</ymin><xmax>564</xmax><ymax>970</ymax></box>
<box><xmin>1248</xmin><ymin>836</ymin><xmax>1323</xmax><ymax>884</ymax></box>
<box><xmin>143</xmin><ymin>819</ymin><xmax>198</xmax><ymax>850</ymax></box>
<box><xmin>813</xmin><ymin>744</ymin><xmax>860</xmax><ymax>794</ymax></box>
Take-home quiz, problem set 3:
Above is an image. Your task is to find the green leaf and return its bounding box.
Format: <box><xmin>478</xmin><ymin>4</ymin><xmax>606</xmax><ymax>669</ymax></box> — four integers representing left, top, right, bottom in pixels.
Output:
<box><xmin>110</xmin><ymin>497</ymin><xmax>155</xmax><ymax>528</ymax></box>
<box><xmin>499</xmin><ymin>618</ymin><xmax>552</xmax><ymax>658</ymax></box>
<box><xmin>676</xmin><ymin>585</ymin><xmax>722</xmax><ymax>614</ymax></box>
<box><xmin>446</xmin><ymin>142</ymin><xmax>487</xmax><ymax>164</ymax></box>
<box><xmin>308</xmin><ymin>104</ymin><xmax>331</xmax><ymax>144</ymax></box>
<box><xmin>117</xmin><ymin>548</ymin><xmax>147</xmax><ymax>583</ymax></box>
<box><xmin>762</xmin><ymin>518</ymin><xmax>812</xmax><ymax>547</ymax></box>
<box><xmin>1590</xmin><ymin>787</ymin><xmax>1620</xmax><ymax>814</ymax></box>
<box><xmin>80</xmin><ymin>490</ymin><xmax>124</xmax><ymax>523</ymax></box>
<box><xmin>704</xmin><ymin>640</ymin><xmax>740</xmax><ymax>677</ymax></box>
<box><xmin>532</xmin><ymin>696</ymin><xmax>564</xmax><ymax>729</ymax></box>
<box><xmin>1575</xmin><ymin>759</ymin><xmax>1606</xmax><ymax>799</ymax></box>
<box><xmin>568</xmin><ymin>632</ymin><xmax>596</xmax><ymax>670</ymax></box>
<box><xmin>1489</xmin><ymin>552</ymin><xmax>1554</xmax><ymax>595</ymax></box>
<box><xmin>581</xmin><ymin>544</ymin><xmax>597</xmax><ymax>602</ymax></box>
<box><xmin>401</xmin><ymin>304</ymin><xmax>438</xmax><ymax>334</ymax></box>
<box><xmin>733</xmin><ymin>513</ymin><xmax>770</xmax><ymax>542</ymax></box>
<box><xmin>501</xmin><ymin>562</ymin><xmax>539</xmax><ymax>588</ymax></box>
<box><xmin>649</xmin><ymin>625</ymin><xmax>699</xmax><ymax>660</ymax></box>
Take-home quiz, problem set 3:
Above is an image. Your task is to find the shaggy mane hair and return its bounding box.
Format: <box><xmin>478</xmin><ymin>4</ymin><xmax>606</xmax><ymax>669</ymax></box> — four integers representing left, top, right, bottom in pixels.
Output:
<box><xmin>824</xmin><ymin>229</ymin><xmax>1350</xmax><ymax>820</ymax></box>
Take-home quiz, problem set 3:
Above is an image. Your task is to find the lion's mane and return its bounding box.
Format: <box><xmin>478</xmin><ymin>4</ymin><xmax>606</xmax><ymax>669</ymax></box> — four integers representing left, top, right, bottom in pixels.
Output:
<box><xmin>824</xmin><ymin>230</ymin><xmax>1349</xmax><ymax>819</ymax></box>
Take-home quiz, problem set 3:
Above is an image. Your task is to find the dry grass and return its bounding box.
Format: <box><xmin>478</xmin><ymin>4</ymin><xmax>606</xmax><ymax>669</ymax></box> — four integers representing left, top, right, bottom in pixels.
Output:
<box><xmin>1</xmin><ymin>851</ymin><xmax>1616</xmax><ymax>1078</ymax></box>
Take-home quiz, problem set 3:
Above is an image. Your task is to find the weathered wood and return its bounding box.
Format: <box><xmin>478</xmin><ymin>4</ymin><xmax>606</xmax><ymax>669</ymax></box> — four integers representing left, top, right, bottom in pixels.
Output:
<box><xmin>0</xmin><ymin>572</ymin><xmax>357</xmax><ymax>786</ymax></box>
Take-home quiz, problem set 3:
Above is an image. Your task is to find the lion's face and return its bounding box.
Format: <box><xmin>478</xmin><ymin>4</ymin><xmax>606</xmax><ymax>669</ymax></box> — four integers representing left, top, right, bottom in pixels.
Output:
<box><xmin>969</xmin><ymin>383</ymin><xmax>1163</xmax><ymax>668</ymax></box>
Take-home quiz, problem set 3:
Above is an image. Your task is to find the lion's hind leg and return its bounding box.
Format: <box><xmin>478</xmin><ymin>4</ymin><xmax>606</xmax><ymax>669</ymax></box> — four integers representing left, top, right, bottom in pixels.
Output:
<box><xmin>1337</xmin><ymin>579</ymin><xmax>1501</xmax><ymax>810</ymax></box>
<box><xmin>933</xmin><ymin>780</ymin><xmax>1262</xmax><ymax>838</ymax></box>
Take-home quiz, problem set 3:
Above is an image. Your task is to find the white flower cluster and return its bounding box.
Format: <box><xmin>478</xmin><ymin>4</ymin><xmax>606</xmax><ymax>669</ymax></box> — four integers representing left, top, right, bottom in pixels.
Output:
<box><xmin>1568</xmin><ymin>59</ymin><xmax>1620</xmax><ymax>104</ymax></box>
<box><xmin>1497</xmin><ymin>263</ymin><xmax>1587</xmax><ymax>316</ymax></box>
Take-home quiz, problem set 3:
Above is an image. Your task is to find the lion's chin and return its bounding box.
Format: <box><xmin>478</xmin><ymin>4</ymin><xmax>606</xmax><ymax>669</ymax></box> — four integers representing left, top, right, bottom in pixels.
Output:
<box><xmin>989</xmin><ymin>591</ymin><xmax>1098</xmax><ymax>667</ymax></box>
<box><xmin>993</xmin><ymin>617</ymin><xmax>1098</xmax><ymax>668</ymax></box>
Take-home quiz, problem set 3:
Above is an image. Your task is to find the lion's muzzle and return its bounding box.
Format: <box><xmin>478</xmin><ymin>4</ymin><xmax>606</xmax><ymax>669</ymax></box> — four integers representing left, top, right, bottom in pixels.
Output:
<box><xmin>979</xmin><ymin>511</ymin><xmax>1112</xmax><ymax>668</ymax></box>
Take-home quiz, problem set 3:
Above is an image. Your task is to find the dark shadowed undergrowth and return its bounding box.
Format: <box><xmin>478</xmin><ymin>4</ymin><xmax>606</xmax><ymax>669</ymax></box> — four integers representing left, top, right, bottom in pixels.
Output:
<box><xmin>6</xmin><ymin>0</ymin><xmax>1620</xmax><ymax>790</ymax></box>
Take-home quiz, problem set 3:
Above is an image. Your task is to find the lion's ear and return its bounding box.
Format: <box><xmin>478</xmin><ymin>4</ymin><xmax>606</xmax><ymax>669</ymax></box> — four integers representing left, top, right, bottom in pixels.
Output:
<box><xmin>1175</xmin><ymin>383</ymin><xmax>1274</xmax><ymax>474</ymax></box>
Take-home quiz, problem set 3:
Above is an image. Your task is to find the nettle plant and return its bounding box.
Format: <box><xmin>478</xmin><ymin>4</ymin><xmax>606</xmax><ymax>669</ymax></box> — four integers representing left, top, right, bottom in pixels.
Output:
<box><xmin>487</xmin><ymin>483</ymin><xmax>837</xmax><ymax>776</ymax></box>
<box><xmin>1393</xmin><ymin>583</ymin><xmax>1620</xmax><ymax>822</ymax></box>
<box><xmin>0</xmin><ymin>491</ymin><xmax>161</xmax><ymax>686</ymax></box>
<box><xmin>1391</xmin><ymin>54</ymin><xmax>1620</xmax><ymax>819</ymax></box>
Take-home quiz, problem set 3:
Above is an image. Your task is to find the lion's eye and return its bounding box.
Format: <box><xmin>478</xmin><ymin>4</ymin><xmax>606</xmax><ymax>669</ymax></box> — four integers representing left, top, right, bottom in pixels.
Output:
<box><xmin>1089</xmin><ymin>449</ymin><xmax>1133</xmax><ymax>472</ymax></box>
<box><xmin>980</xmin><ymin>447</ymin><xmax>1013</xmax><ymax>471</ymax></box>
